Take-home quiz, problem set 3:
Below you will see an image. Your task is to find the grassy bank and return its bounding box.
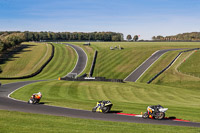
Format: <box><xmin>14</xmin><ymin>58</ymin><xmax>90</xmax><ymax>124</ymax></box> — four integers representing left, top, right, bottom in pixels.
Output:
<box><xmin>138</xmin><ymin>50</ymin><xmax>183</xmax><ymax>83</ymax></box>
<box><xmin>178</xmin><ymin>51</ymin><xmax>200</xmax><ymax>78</ymax></box>
<box><xmin>0</xmin><ymin>43</ymin><xmax>77</xmax><ymax>84</ymax></box>
<box><xmin>29</xmin><ymin>43</ymin><xmax>77</xmax><ymax>80</ymax></box>
<box><xmin>11</xmin><ymin>80</ymin><xmax>200</xmax><ymax>122</ymax></box>
<box><xmin>0</xmin><ymin>110</ymin><xmax>199</xmax><ymax>133</ymax></box>
<box><xmin>0</xmin><ymin>42</ymin><xmax>52</xmax><ymax>77</ymax></box>
<box><xmin>69</xmin><ymin>42</ymin><xmax>200</xmax><ymax>79</ymax></box>
<box><xmin>142</xmin><ymin>49</ymin><xmax>200</xmax><ymax>87</ymax></box>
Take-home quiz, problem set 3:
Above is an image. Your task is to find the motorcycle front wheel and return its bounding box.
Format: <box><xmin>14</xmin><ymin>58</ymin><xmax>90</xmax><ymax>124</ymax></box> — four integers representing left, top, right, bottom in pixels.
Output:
<box><xmin>102</xmin><ymin>106</ymin><xmax>110</xmax><ymax>113</ymax></box>
<box><xmin>142</xmin><ymin>112</ymin><xmax>149</xmax><ymax>119</ymax></box>
<box><xmin>28</xmin><ymin>99</ymin><xmax>32</xmax><ymax>104</ymax></box>
<box><xmin>92</xmin><ymin>107</ymin><xmax>96</xmax><ymax>112</ymax></box>
<box><xmin>155</xmin><ymin>112</ymin><xmax>165</xmax><ymax>120</ymax></box>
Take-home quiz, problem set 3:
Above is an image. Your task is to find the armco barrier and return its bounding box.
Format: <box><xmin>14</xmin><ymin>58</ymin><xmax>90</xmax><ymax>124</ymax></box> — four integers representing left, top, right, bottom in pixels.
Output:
<box><xmin>0</xmin><ymin>43</ymin><xmax>55</xmax><ymax>79</ymax></box>
<box><xmin>147</xmin><ymin>48</ymin><xmax>200</xmax><ymax>84</ymax></box>
<box><xmin>89</xmin><ymin>50</ymin><xmax>98</xmax><ymax>77</ymax></box>
<box><xmin>61</xmin><ymin>77</ymin><xmax>124</xmax><ymax>83</ymax></box>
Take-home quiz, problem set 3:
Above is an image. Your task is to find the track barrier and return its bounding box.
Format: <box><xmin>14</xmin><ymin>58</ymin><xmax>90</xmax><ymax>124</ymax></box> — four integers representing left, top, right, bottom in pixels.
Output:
<box><xmin>61</xmin><ymin>76</ymin><xmax>124</xmax><ymax>83</ymax></box>
<box><xmin>89</xmin><ymin>50</ymin><xmax>98</xmax><ymax>77</ymax></box>
<box><xmin>147</xmin><ymin>48</ymin><xmax>200</xmax><ymax>84</ymax></box>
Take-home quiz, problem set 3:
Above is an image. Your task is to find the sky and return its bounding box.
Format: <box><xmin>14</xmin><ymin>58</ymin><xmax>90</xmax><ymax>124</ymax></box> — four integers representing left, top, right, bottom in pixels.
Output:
<box><xmin>0</xmin><ymin>0</ymin><xmax>200</xmax><ymax>40</ymax></box>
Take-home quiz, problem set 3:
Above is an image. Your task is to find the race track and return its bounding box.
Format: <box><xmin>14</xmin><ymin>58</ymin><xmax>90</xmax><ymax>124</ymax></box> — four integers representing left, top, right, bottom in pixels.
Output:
<box><xmin>63</xmin><ymin>43</ymin><xmax>87</xmax><ymax>78</ymax></box>
<box><xmin>0</xmin><ymin>44</ymin><xmax>199</xmax><ymax>128</ymax></box>
<box><xmin>124</xmin><ymin>49</ymin><xmax>184</xmax><ymax>82</ymax></box>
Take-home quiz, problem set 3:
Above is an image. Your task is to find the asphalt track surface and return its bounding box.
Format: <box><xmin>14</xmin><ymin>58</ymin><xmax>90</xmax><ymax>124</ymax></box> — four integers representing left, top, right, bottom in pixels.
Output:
<box><xmin>63</xmin><ymin>43</ymin><xmax>87</xmax><ymax>78</ymax></box>
<box><xmin>0</xmin><ymin>45</ymin><xmax>200</xmax><ymax>128</ymax></box>
<box><xmin>124</xmin><ymin>49</ymin><xmax>184</xmax><ymax>82</ymax></box>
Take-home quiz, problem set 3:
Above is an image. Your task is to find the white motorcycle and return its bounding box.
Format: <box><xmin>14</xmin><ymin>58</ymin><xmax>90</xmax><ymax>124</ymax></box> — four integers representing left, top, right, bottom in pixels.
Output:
<box><xmin>142</xmin><ymin>105</ymin><xmax>168</xmax><ymax>120</ymax></box>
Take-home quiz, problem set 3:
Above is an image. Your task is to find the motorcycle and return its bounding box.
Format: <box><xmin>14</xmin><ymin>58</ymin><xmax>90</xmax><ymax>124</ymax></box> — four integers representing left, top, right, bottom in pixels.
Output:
<box><xmin>28</xmin><ymin>92</ymin><xmax>42</xmax><ymax>104</ymax></box>
<box><xmin>142</xmin><ymin>105</ymin><xmax>168</xmax><ymax>120</ymax></box>
<box><xmin>92</xmin><ymin>101</ymin><xmax>113</xmax><ymax>113</ymax></box>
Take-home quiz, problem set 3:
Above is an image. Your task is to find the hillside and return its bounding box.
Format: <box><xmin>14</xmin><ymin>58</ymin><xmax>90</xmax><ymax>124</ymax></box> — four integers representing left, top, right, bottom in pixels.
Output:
<box><xmin>0</xmin><ymin>42</ymin><xmax>52</xmax><ymax>78</ymax></box>
<box><xmin>2</xmin><ymin>42</ymin><xmax>198</xmax><ymax>123</ymax></box>
<box><xmin>71</xmin><ymin>42</ymin><xmax>200</xmax><ymax>80</ymax></box>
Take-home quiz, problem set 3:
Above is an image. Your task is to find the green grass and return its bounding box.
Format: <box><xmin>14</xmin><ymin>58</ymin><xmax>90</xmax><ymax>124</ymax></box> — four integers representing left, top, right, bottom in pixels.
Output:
<box><xmin>138</xmin><ymin>50</ymin><xmax>182</xmax><ymax>83</ymax></box>
<box><xmin>0</xmin><ymin>43</ymin><xmax>77</xmax><ymax>84</ymax></box>
<box><xmin>0</xmin><ymin>110</ymin><xmax>199</xmax><ymax>133</ymax></box>
<box><xmin>142</xmin><ymin>50</ymin><xmax>200</xmax><ymax>86</ymax></box>
<box><xmin>2</xmin><ymin>42</ymin><xmax>200</xmax><ymax>131</ymax></box>
<box><xmin>29</xmin><ymin>43</ymin><xmax>77</xmax><ymax>80</ymax></box>
<box><xmin>11</xmin><ymin>80</ymin><xmax>200</xmax><ymax>122</ymax></box>
<box><xmin>68</xmin><ymin>42</ymin><xmax>200</xmax><ymax>79</ymax></box>
<box><xmin>0</xmin><ymin>42</ymin><xmax>52</xmax><ymax>77</ymax></box>
<box><xmin>178</xmin><ymin>51</ymin><xmax>200</xmax><ymax>78</ymax></box>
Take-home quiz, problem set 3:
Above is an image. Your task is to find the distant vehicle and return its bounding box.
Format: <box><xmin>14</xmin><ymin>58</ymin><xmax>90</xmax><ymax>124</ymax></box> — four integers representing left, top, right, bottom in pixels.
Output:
<box><xmin>83</xmin><ymin>42</ymin><xmax>90</xmax><ymax>46</ymax></box>
<box><xmin>28</xmin><ymin>92</ymin><xmax>42</xmax><ymax>104</ymax></box>
<box><xmin>92</xmin><ymin>101</ymin><xmax>113</xmax><ymax>113</ymax></box>
<box><xmin>142</xmin><ymin>105</ymin><xmax>168</xmax><ymax>120</ymax></box>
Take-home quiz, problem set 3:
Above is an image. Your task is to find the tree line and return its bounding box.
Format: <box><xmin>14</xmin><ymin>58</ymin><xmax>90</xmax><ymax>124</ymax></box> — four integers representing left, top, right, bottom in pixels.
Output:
<box><xmin>0</xmin><ymin>32</ymin><xmax>25</xmax><ymax>52</ymax></box>
<box><xmin>126</xmin><ymin>34</ymin><xmax>139</xmax><ymax>41</ymax></box>
<box><xmin>24</xmin><ymin>31</ymin><xmax>123</xmax><ymax>42</ymax></box>
<box><xmin>0</xmin><ymin>31</ymin><xmax>124</xmax><ymax>52</ymax></box>
<box><xmin>152</xmin><ymin>32</ymin><xmax>200</xmax><ymax>41</ymax></box>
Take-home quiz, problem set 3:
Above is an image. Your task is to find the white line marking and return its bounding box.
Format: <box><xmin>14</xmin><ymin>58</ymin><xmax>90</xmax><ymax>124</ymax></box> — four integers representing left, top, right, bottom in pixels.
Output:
<box><xmin>124</xmin><ymin>50</ymin><xmax>160</xmax><ymax>81</ymax></box>
<box><xmin>7</xmin><ymin>81</ymin><xmax>91</xmax><ymax>113</ymax></box>
<box><xmin>63</xmin><ymin>43</ymin><xmax>88</xmax><ymax>77</ymax></box>
<box><xmin>65</xmin><ymin>44</ymin><xmax>79</xmax><ymax>77</ymax></box>
<box><xmin>8</xmin><ymin>83</ymin><xmax>36</xmax><ymax>102</ymax></box>
<box><xmin>135</xmin><ymin>53</ymin><xmax>166</xmax><ymax>82</ymax></box>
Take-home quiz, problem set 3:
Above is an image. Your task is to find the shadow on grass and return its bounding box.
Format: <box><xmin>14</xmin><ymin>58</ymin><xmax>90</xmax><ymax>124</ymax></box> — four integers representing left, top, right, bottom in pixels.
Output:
<box><xmin>0</xmin><ymin>44</ymin><xmax>35</xmax><ymax>72</ymax></box>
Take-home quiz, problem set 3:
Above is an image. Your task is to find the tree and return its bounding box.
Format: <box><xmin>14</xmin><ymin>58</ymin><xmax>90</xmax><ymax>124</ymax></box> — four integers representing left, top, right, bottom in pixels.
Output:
<box><xmin>112</xmin><ymin>35</ymin><xmax>120</xmax><ymax>41</ymax></box>
<box><xmin>133</xmin><ymin>35</ymin><xmax>139</xmax><ymax>41</ymax></box>
<box><xmin>126</xmin><ymin>35</ymin><xmax>132</xmax><ymax>41</ymax></box>
<box><xmin>152</xmin><ymin>36</ymin><xmax>156</xmax><ymax>40</ymax></box>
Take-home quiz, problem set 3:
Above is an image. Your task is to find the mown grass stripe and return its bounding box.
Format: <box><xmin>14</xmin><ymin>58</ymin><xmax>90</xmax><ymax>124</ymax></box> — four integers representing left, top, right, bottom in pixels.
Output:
<box><xmin>0</xmin><ymin>43</ymin><xmax>52</xmax><ymax>78</ymax></box>
<box><xmin>11</xmin><ymin>80</ymin><xmax>200</xmax><ymax>121</ymax></box>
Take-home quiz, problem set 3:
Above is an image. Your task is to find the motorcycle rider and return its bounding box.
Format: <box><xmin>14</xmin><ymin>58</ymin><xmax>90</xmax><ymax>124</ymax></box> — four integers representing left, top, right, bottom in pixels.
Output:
<box><xmin>32</xmin><ymin>92</ymin><xmax>42</xmax><ymax>100</ymax></box>
<box><xmin>149</xmin><ymin>105</ymin><xmax>163</xmax><ymax>115</ymax></box>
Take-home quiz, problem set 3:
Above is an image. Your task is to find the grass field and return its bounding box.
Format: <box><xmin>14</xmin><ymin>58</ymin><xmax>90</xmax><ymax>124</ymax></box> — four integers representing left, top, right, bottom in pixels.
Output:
<box><xmin>0</xmin><ymin>42</ymin><xmax>52</xmax><ymax>77</ymax></box>
<box><xmin>138</xmin><ymin>50</ymin><xmax>183</xmax><ymax>83</ymax></box>
<box><xmin>178</xmin><ymin>51</ymin><xmax>200</xmax><ymax>78</ymax></box>
<box><xmin>139</xmin><ymin>48</ymin><xmax>200</xmax><ymax>88</ymax></box>
<box><xmin>11</xmin><ymin>80</ymin><xmax>200</xmax><ymax>122</ymax></box>
<box><xmin>70</xmin><ymin>42</ymin><xmax>200</xmax><ymax>79</ymax></box>
<box><xmin>0</xmin><ymin>43</ymin><xmax>77</xmax><ymax>84</ymax></box>
<box><xmin>1</xmin><ymin>110</ymin><xmax>199</xmax><ymax>133</ymax></box>
<box><xmin>29</xmin><ymin>43</ymin><xmax>77</xmax><ymax>80</ymax></box>
<box><xmin>2</xmin><ymin>42</ymin><xmax>200</xmax><ymax>132</ymax></box>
